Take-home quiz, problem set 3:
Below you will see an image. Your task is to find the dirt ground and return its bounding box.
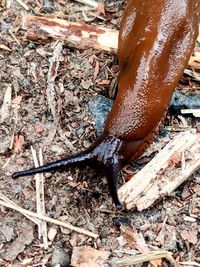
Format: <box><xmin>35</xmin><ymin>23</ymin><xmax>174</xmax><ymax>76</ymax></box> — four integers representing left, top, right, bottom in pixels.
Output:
<box><xmin>0</xmin><ymin>0</ymin><xmax>200</xmax><ymax>266</ymax></box>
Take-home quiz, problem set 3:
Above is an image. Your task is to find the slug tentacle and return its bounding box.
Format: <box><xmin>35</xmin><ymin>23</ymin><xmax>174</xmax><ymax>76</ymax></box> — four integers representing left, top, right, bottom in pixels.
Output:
<box><xmin>104</xmin><ymin>157</ymin><xmax>123</xmax><ymax>210</ymax></box>
<box><xmin>12</xmin><ymin>151</ymin><xmax>91</xmax><ymax>179</ymax></box>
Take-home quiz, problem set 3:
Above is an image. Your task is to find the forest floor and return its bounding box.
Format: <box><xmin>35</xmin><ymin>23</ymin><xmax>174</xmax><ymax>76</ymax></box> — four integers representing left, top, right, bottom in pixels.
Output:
<box><xmin>0</xmin><ymin>0</ymin><xmax>199</xmax><ymax>266</ymax></box>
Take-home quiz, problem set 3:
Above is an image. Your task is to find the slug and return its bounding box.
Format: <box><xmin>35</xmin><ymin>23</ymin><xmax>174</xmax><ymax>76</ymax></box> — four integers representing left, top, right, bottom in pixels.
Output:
<box><xmin>12</xmin><ymin>0</ymin><xmax>199</xmax><ymax>209</ymax></box>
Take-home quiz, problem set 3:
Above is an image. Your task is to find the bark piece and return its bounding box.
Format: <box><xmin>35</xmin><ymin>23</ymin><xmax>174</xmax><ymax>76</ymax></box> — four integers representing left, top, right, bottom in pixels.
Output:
<box><xmin>119</xmin><ymin>130</ymin><xmax>200</xmax><ymax>211</ymax></box>
<box><xmin>22</xmin><ymin>15</ymin><xmax>118</xmax><ymax>52</ymax></box>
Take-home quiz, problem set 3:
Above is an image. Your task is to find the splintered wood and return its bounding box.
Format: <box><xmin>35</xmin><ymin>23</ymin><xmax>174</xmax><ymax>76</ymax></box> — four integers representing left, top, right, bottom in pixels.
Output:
<box><xmin>119</xmin><ymin>130</ymin><xmax>200</xmax><ymax>211</ymax></box>
<box><xmin>22</xmin><ymin>15</ymin><xmax>118</xmax><ymax>52</ymax></box>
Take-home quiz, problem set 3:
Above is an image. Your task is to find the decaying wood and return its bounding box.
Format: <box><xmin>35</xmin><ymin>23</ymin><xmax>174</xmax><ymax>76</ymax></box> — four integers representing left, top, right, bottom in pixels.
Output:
<box><xmin>181</xmin><ymin>109</ymin><xmax>200</xmax><ymax>117</ymax></box>
<box><xmin>118</xmin><ymin>130</ymin><xmax>200</xmax><ymax>211</ymax></box>
<box><xmin>22</xmin><ymin>15</ymin><xmax>118</xmax><ymax>51</ymax></box>
<box><xmin>22</xmin><ymin>15</ymin><xmax>200</xmax><ymax>69</ymax></box>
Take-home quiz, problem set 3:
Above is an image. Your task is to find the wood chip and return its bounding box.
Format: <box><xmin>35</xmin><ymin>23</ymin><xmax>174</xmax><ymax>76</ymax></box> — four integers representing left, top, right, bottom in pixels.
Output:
<box><xmin>119</xmin><ymin>130</ymin><xmax>200</xmax><ymax>211</ymax></box>
<box><xmin>0</xmin><ymin>85</ymin><xmax>12</xmax><ymax>123</ymax></box>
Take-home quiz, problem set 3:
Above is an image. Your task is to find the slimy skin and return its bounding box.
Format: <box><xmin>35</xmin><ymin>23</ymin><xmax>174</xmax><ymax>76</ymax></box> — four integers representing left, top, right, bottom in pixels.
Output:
<box><xmin>12</xmin><ymin>0</ymin><xmax>199</xmax><ymax>209</ymax></box>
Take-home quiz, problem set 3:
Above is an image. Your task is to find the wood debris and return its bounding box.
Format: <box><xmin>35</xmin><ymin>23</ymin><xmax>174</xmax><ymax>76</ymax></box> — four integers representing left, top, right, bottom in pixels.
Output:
<box><xmin>31</xmin><ymin>146</ymin><xmax>48</xmax><ymax>249</ymax></box>
<box><xmin>119</xmin><ymin>130</ymin><xmax>200</xmax><ymax>210</ymax></box>
<box><xmin>22</xmin><ymin>15</ymin><xmax>118</xmax><ymax>51</ymax></box>
<box><xmin>47</xmin><ymin>41</ymin><xmax>64</xmax><ymax>119</ymax></box>
<box><xmin>0</xmin><ymin>85</ymin><xmax>12</xmax><ymax>123</ymax></box>
<box><xmin>113</xmin><ymin>250</ymin><xmax>177</xmax><ymax>267</ymax></box>
<box><xmin>181</xmin><ymin>109</ymin><xmax>200</xmax><ymax>117</ymax></box>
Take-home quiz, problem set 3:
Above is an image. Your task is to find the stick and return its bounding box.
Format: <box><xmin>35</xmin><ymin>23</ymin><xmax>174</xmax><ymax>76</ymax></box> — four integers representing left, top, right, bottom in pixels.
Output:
<box><xmin>22</xmin><ymin>15</ymin><xmax>118</xmax><ymax>51</ymax></box>
<box><xmin>119</xmin><ymin>130</ymin><xmax>200</xmax><ymax>211</ymax></box>
<box><xmin>113</xmin><ymin>251</ymin><xmax>177</xmax><ymax>267</ymax></box>
<box><xmin>31</xmin><ymin>146</ymin><xmax>48</xmax><ymax>249</ymax></box>
<box><xmin>14</xmin><ymin>0</ymin><xmax>30</xmax><ymax>10</ymax></box>
<box><xmin>74</xmin><ymin>0</ymin><xmax>98</xmax><ymax>8</ymax></box>
<box><xmin>0</xmin><ymin>199</ymin><xmax>98</xmax><ymax>238</ymax></box>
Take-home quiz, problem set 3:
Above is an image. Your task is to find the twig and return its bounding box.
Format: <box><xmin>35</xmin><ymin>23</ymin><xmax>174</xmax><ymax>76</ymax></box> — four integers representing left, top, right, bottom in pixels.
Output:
<box><xmin>31</xmin><ymin>146</ymin><xmax>48</xmax><ymax>249</ymax></box>
<box><xmin>0</xmin><ymin>199</ymin><xmax>98</xmax><ymax>238</ymax></box>
<box><xmin>113</xmin><ymin>251</ymin><xmax>178</xmax><ymax>267</ymax></box>
<box><xmin>22</xmin><ymin>15</ymin><xmax>118</xmax><ymax>52</ymax></box>
<box><xmin>14</xmin><ymin>0</ymin><xmax>30</xmax><ymax>10</ymax></box>
<box><xmin>74</xmin><ymin>0</ymin><xmax>98</xmax><ymax>8</ymax></box>
<box><xmin>0</xmin><ymin>85</ymin><xmax>12</xmax><ymax>123</ymax></box>
<box><xmin>180</xmin><ymin>262</ymin><xmax>200</xmax><ymax>267</ymax></box>
<box><xmin>46</xmin><ymin>41</ymin><xmax>63</xmax><ymax>119</ymax></box>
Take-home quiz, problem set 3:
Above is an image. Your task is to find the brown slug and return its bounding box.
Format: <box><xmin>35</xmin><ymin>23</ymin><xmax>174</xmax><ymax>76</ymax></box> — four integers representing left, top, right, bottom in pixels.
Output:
<box><xmin>12</xmin><ymin>0</ymin><xmax>199</xmax><ymax>209</ymax></box>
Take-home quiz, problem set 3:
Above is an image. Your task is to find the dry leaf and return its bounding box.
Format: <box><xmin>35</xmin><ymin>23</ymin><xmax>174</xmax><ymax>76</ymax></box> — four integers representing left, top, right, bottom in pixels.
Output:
<box><xmin>120</xmin><ymin>225</ymin><xmax>161</xmax><ymax>267</ymax></box>
<box><xmin>0</xmin><ymin>85</ymin><xmax>12</xmax><ymax>123</ymax></box>
<box><xmin>13</xmin><ymin>135</ymin><xmax>25</xmax><ymax>153</ymax></box>
<box><xmin>97</xmin><ymin>2</ymin><xmax>106</xmax><ymax>16</ymax></box>
<box><xmin>3</xmin><ymin>226</ymin><xmax>34</xmax><ymax>261</ymax></box>
<box><xmin>12</xmin><ymin>95</ymin><xmax>22</xmax><ymax>105</ymax></box>
<box><xmin>2</xmin><ymin>223</ymin><xmax>15</xmax><ymax>242</ymax></box>
<box><xmin>180</xmin><ymin>229</ymin><xmax>198</xmax><ymax>245</ymax></box>
<box><xmin>71</xmin><ymin>246</ymin><xmax>110</xmax><ymax>267</ymax></box>
<box><xmin>34</xmin><ymin>122</ymin><xmax>44</xmax><ymax>133</ymax></box>
<box><xmin>98</xmin><ymin>79</ymin><xmax>110</xmax><ymax>85</ymax></box>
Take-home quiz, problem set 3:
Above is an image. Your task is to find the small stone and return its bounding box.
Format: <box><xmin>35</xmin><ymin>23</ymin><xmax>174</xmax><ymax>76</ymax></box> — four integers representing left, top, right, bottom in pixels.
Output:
<box><xmin>76</xmin><ymin>128</ymin><xmax>84</xmax><ymax>137</ymax></box>
<box><xmin>50</xmin><ymin>248</ymin><xmax>70</xmax><ymax>267</ymax></box>
<box><xmin>81</xmin><ymin>79</ymin><xmax>93</xmax><ymax>90</ymax></box>
<box><xmin>83</xmin><ymin>140</ymin><xmax>91</xmax><ymax>149</ymax></box>
<box><xmin>89</xmin><ymin>95</ymin><xmax>113</xmax><ymax>136</ymax></box>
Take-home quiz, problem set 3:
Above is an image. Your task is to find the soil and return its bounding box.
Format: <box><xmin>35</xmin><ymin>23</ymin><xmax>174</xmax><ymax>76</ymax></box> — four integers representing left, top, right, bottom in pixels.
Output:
<box><xmin>0</xmin><ymin>1</ymin><xmax>199</xmax><ymax>266</ymax></box>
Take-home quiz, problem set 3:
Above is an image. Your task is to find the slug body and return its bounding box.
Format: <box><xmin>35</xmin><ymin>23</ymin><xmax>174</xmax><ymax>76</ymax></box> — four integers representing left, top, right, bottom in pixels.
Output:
<box><xmin>12</xmin><ymin>0</ymin><xmax>199</xmax><ymax>209</ymax></box>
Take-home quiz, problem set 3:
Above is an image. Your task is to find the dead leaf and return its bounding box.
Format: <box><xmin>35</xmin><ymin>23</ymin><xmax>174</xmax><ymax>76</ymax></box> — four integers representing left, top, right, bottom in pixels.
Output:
<box><xmin>120</xmin><ymin>225</ymin><xmax>161</xmax><ymax>267</ymax></box>
<box><xmin>34</xmin><ymin>122</ymin><xmax>44</xmax><ymax>133</ymax></box>
<box><xmin>2</xmin><ymin>223</ymin><xmax>15</xmax><ymax>242</ymax></box>
<box><xmin>13</xmin><ymin>135</ymin><xmax>25</xmax><ymax>153</ymax></box>
<box><xmin>3</xmin><ymin>226</ymin><xmax>34</xmax><ymax>261</ymax></box>
<box><xmin>12</xmin><ymin>95</ymin><xmax>22</xmax><ymax>105</ymax></box>
<box><xmin>97</xmin><ymin>2</ymin><xmax>106</xmax><ymax>16</ymax></box>
<box><xmin>180</xmin><ymin>229</ymin><xmax>198</xmax><ymax>245</ymax></box>
<box><xmin>71</xmin><ymin>246</ymin><xmax>110</xmax><ymax>267</ymax></box>
<box><xmin>81</xmin><ymin>79</ymin><xmax>93</xmax><ymax>90</ymax></box>
<box><xmin>98</xmin><ymin>79</ymin><xmax>110</xmax><ymax>85</ymax></box>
